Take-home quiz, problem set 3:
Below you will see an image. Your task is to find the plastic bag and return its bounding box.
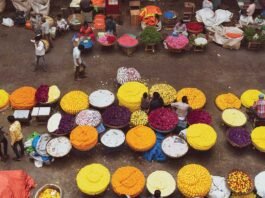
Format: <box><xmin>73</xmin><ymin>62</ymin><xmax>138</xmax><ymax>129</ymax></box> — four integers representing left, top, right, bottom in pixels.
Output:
<box><xmin>2</xmin><ymin>18</ymin><xmax>14</xmax><ymax>27</ymax></box>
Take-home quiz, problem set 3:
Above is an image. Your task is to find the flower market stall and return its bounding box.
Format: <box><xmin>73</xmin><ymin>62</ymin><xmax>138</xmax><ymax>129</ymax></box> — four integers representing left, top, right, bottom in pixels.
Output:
<box><xmin>176</xmin><ymin>88</ymin><xmax>206</xmax><ymax>109</ymax></box>
<box><xmin>251</xmin><ymin>126</ymin><xmax>265</xmax><ymax>152</ymax></box>
<box><xmin>10</xmin><ymin>86</ymin><xmax>37</xmax><ymax>109</ymax></box>
<box><xmin>164</xmin><ymin>34</ymin><xmax>189</xmax><ymax>53</ymax></box>
<box><xmin>149</xmin><ymin>84</ymin><xmax>177</xmax><ymax>105</ymax></box>
<box><xmin>221</xmin><ymin>108</ymin><xmax>247</xmax><ymax>127</ymax></box>
<box><xmin>240</xmin><ymin>89</ymin><xmax>263</xmax><ymax>108</ymax></box>
<box><xmin>215</xmin><ymin>93</ymin><xmax>241</xmax><ymax>110</ymax></box>
<box><xmin>100</xmin><ymin>129</ymin><xmax>125</xmax><ymax>150</ymax></box>
<box><xmin>89</xmin><ymin>89</ymin><xmax>115</xmax><ymax>109</ymax></box>
<box><xmin>161</xmin><ymin>135</ymin><xmax>189</xmax><ymax>158</ymax></box>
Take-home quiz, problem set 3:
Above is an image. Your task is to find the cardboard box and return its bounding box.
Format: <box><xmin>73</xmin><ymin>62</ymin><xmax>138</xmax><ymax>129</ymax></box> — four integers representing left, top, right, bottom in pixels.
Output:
<box><xmin>130</xmin><ymin>9</ymin><xmax>140</xmax><ymax>26</ymax></box>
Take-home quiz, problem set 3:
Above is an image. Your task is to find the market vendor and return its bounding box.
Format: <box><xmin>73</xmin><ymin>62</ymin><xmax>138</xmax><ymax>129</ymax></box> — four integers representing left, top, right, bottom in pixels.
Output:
<box><xmin>171</xmin><ymin>96</ymin><xmax>190</xmax><ymax>120</ymax></box>
<box><xmin>141</xmin><ymin>92</ymin><xmax>151</xmax><ymax>112</ymax></box>
<box><xmin>79</xmin><ymin>21</ymin><xmax>95</xmax><ymax>41</ymax></box>
<box><xmin>73</xmin><ymin>44</ymin><xmax>87</xmax><ymax>81</ymax></box>
<box><xmin>252</xmin><ymin>94</ymin><xmax>265</xmax><ymax>119</ymax></box>
<box><xmin>56</xmin><ymin>14</ymin><xmax>69</xmax><ymax>34</ymax></box>
<box><xmin>239</xmin><ymin>0</ymin><xmax>256</xmax><ymax>25</ymax></box>
<box><xmin>106</xmin><ymin>16</ymin><xmax>117</xmax><ymax>35</ymax></box>
<box><xmin>149</xmin><ymin>92</ymin><xmax>164</xmax><ymax>113</ymax></box>
<box><xmin>173</xmin><ymin>20</ymin><xmax>188</xmax><ymax>37</ymax></box>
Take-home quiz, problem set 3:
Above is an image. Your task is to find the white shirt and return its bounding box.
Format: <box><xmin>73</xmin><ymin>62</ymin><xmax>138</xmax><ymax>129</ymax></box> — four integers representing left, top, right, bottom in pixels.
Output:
<box><xmin>73</xmin><ymin>47</ymin><xmax>82</xmax><ymax>66</ymax></box>
<box><xmin>57</xmin><ymin>18</ymin><xmax>67</xmax><ymax>29</ymax></box>
<box><xmin>35</xmin><ymin>41</ymin><xmax>45</xmax><ymax>56</ymax></box>
<box><xmin>41</xmin><ymin>21</ymin><xmax>50</xmax><ymax>34</ymax></box>
<box><xmin>203</xmin><ymin>0</ymin><xmax>213</xmax><ymax>10</ymax></box>
<box><xmin>247</xmin><ymin>3</ymin><xmax>256</xmax><ymax>16</ymax></box>
<box><xmin>171</xmin><ymin>102</ymin><xmax>189</xmax><ymax>119</ymax></box>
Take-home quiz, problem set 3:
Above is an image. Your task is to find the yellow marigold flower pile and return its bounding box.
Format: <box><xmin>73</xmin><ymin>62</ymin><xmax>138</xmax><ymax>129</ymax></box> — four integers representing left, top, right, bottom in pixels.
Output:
<box><xmin>251</xmin><ymin>126</ymin><xmax>265</xmax><ymax>152</ymax></box>
<box><xmin>240</xmin><ymin>89</ymin><xmax>262</xmax><ymax>108</ymax></box>
<box><xmin>177</xmin><ymin>88</ymin><xmax>206</xmax><ymax>109</ymax></box>
<box><xmin>227</xmin><ymin>170</ymin><xmax>253</xmax><ymax>194</ymax></box>
<box><xmin>150</xmin><ymin>84</ymin><xmax>177</xmax><ymax>105</ymax></box>
<box><xmin>39</xmin><ymin>188</ymin><xmax>60</xmax><ymax>198</ymax></box>
<box><xmin>187</xmin><ymin>124</ymin><xmax>217</xmax><ymax>151</ymax></box>
<box><xmin>117</xmin><ymin>82</ymin><xmax>148</xmax><ymax>112</ymax></box>
<box><xmin>60</xmin><ymin>90</ymin><xmax>88</xmax><ymax>114</ymax></box>
<box><xmin>222</xmin><ymin>108</ymin><xmax>247</xmax><ymax>127</ymax></box>
<box><xmin>76</xmin><ymin>163</ymin><xmax>110</xmax><ymax>195</ymax></box>
<box><xmin>111</xmin><ymin>166</ymin><xmax>145</xmax><ymax>197</ymax></box>
<box><xmin>0</xmin><ymin>89</ymin><xmax>9</xmax><ymax>109</ymax></box>
<box><xmin>47</xmin><ymin>85</ymin><xmax>61</xmax><ymax>103</ymax></box>
<box><xmin>177</xmin><ymin>164</ymin><xmax>212</xmax><ymax>197</ymax></box>
<box><xmin>215</xmin><ymin>93</ymin><xmax>241</xmax><ymax>110</ymax></box>
<box><xmin>130</xmin><ymin>110</ymin><xmax>148</xmax><ymax>126</ymax></box>
<box><xmin>126</xmin><ymin>126</ymin><xmax>156</xmax><ymax>152</ymax></box>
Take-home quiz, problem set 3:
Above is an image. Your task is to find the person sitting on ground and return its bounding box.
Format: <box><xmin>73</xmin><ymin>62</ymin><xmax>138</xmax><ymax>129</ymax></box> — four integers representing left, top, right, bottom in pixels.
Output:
<box><xmin>252</xmin><ymin>94</ymin><xmax>265</xmax><ymax>119</ymax></box>
<box><xmin>171</xmin><ymin>96</ymin><xmax>190</xmax><ymax>120</ymax></box>
<box><xmin>149</xmin><ymin>92</ymin><xmax>164</xmax><ymax>113</ymax></box>
<box><xmin>7</xmin><ymin>116</ymin><xmax>24</xmax><ymax>161</ymax></box>
<box><xmin>151</xmin><ymin>189</ymin><xmax>162</xmax><ymax>198</ymax></box>
<box><xmin>202</xmin><ymin>0</ymin><xmax>213</xmax><ymax>10</ymax></box>
<box><xmin>56</xmin><ymin>14</ymin><xmax>69</xmax><ymax>33</ymax></box>
<box><xmin>173</xmin><ymin>20</ymin><xmax>188</xmax><ymax>37</ymax></box>
<box><xmin>41</xmin><ymin>17</ymin><xmax>53</xmax><ymax>48</ymax></box>
<box><xmin>141</xmin><ymin>92</ymin><xmax>151</xmax><ymax>112</ymax></box>
<box><xmin>0</xmin><ymin>127</ymin><xmax>9</xmax><ymax>162</ymax></box>
<box><xmin>79</xmin><ymin>21</ymin><xmax>95</xmax><ymax>40</ymax></box>
<box><xmin>106</xmin><ymin>16</ymin><xmax>117</xmax><ymax>35</ymax></box>
<box><xmin>73</xmin><ymin>44</ymin><xmax>87</xmax><ymax>81</ymax></box>
<box><xmin>240</xmin><ymin>0</ymin><xmax>256</xmax><ymax>25</ymax></box>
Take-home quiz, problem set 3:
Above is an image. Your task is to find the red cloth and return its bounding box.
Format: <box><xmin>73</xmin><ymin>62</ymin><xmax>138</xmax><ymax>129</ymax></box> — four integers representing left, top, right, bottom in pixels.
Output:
<box><xmin>79</xmin><ymin>26</ymin><xmax>95</xmax><ymax>40</ymax></box>
<box><xmin>0</xmin><ymin>170</ymin><xmax>35</xmax><ymax>198</ymax></box>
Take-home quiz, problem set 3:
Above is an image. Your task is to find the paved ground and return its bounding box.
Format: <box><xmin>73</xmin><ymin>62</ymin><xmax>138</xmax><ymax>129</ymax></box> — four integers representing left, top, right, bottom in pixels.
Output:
<box><xmin>0</xmin><ymin>0</ymin><xmax>265</xmax><ymax>197</ymax></box>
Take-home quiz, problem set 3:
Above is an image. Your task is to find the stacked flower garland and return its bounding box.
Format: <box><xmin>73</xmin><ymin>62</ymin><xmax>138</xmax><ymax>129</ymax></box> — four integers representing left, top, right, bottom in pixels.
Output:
<box><xmin>149</xmin><ymin>84</ymin><xmax>177</xmax><ymax>105</ymax></box>
<box><xmin>60</xmin><ymin>90</ymin><xmax>88</xmax><ymax>114</ymax></box>
<box><xmin>222</xmin><ymin>108</ymin><xmax>247</xmax><ymax>127</ymax></box>
<box><xmin>117</xmin><ymin>82</ymin><xmax>148</xmax><ymax>112</ymax></box>
<box><xmin>177</xmin><ymin>164</ymin><xmax>212</xmax><ymax>197</ymax></box>
<box><xmin>215</xmin><ymin>93</ymin><xmax>241</xmax><ymax>110</ymax></box>
<box><xmin>111</xmin><ymin>166</ymin><xmax>145</xmax><ymax>197</ymax></box>
<box><xmin>126</xmin><ymin>126</ymin><xmax>156</xmax><ymax>152</ymax></box>
<box><xmin>130</xmin><ymin>110</ymin><xmax>148</xmax><ymax>126</ymax></box>
<box><xmin>226</xmin><ymin>127</ymin><xmax>251</xmax><ymax>148</ymax></box>
<box><xmin>251</xmin><ymin>126</ymin><xmax>265</xmax><ymax>152</ymax></box>
<box><xmin>177</xmin><ymin>88</ymin><xmax>206</xmax><ymax>109</ymax></box>
<box><xmin>36</xmin><ymin>85</ymin><xmax>60</xmax><ymax>104</ymax></box>
<box><xmin>10</xmin><ymin>86</ymin><xmax>36</xmax><ymax>109</ymax></box>
<box><xmin>227</xmin><ymin>170</ymin><xmax>253</xmax><ymax>194</ymax></box>
<box><xmin>165</xmin><ymin>35</ymin><xmax>189</xmax><ymax>50</ymax></box>
<box><xmin>240</xmin><ymin>89</ymin><xmax>262</xmax><ymax>108</ymax></box>
<box><xmin>0</xmin><ymin>89</ymin><xmax>9</xmax><ymax>110</ymax></box>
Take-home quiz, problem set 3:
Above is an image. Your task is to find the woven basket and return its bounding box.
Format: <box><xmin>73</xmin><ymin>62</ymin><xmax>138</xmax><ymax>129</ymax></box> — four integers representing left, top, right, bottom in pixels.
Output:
<box><xmin>68</xmin><ymin>14</ymin><xmax>85</xmax><ymax>31</ymax></box>
<box><xmin>35</xmin><ymin>184</ymin><xmax>62</xmax><ymax>198</ymax></box>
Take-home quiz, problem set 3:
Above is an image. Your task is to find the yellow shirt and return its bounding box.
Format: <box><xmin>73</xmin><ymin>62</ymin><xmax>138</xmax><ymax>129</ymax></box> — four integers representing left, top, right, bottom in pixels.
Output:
<box><xmin>9</xmin><ymin>121</ymin><xmax>23</xmax><ymax>145</ymax></box>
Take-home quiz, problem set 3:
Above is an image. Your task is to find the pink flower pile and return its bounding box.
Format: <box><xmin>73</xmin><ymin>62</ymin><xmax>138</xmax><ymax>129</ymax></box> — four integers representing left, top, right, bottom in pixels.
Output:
<box><xmin>165</xmin><ymin>35</ymin><xmax>189</xmax><ymax>49</ymax></box>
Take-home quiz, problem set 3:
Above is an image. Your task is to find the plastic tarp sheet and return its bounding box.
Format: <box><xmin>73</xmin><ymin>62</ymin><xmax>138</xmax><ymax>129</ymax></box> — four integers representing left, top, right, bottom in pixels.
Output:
<box><xmin>196</xmin><ymin>8</ymin><xmax>233</xmax><ymax>27</ymax></box>
<box><xmin>0</xmin><ymin>0</ymin><xmax>6</xmax><ymax>13</ymax></box>
<box><xmin>0</xmin><ymin>170</ymin><xmax>35</xmax><ymax>198</ymax></box>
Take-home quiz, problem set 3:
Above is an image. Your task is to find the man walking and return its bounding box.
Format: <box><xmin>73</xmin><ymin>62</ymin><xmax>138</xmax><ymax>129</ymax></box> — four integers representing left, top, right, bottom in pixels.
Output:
<box><xmin>7</xmin><ymin>116</ymin><xmax>24</xmax><ymax>161</ymax></box>
<box><xmin>73</xmin><ymin>44</ymin><xmax>87</xmax><ymax>81</ymax></box>
<box><xmin>32</xmin><ymin>35</ymin><xmax>47</xmax><ymax>72</ymax></box>
<box><xmin>0</xmin><ymin>126</ymin><xmax>8</xmax><ymax>162</ymax></box>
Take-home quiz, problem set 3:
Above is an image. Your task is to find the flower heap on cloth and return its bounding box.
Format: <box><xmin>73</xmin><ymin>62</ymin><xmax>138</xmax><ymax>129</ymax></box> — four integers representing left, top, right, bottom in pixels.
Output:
<box><xmin>227</xmin><ymin>127</ymin><xmax>251</xmax><ymax>147</ymax></box>
<box><xmin>111</xmin><ymin>166</ymin><xmax>145</xmax><ymax>197</ymax></box>
<box><xmin>165</xmin><ymin>35</ymin><xmax>189</xmax><ymax>50</ymax></box>
<box><xmin>0</xmin><ymin>89</ymin><xmax>9</xmax><ymax>109</ymax></box>
<box><xmin>130</xmin><ymin>110</ymin><xmax>148</xmax><ymax>126</ymax></box>
<box><xmin>89</xmin><ymin>89</ymin><xmax>115</xmax><ymax>109</ymax></box>
<box><xmin>102</xmin><ymin>105</ymin><xmax>131</xmax><ymax>127</ymax></box>
<box><xmin>255</xmin><ymin>171</ymin><xmax>265</xmax><ymax>197</ymax></box>
<box><xmin>222</xmin><ymin>108</ymin><xmax>247</xmax><ymax>127</ymax></box>
<box><xmin>116</xmin><ymin>67</ymin><xmax>141</xmax><ymax>85</ymax></box>
<box><xmin>161</xmin><ymin>135</ymin><xmax>188</xmax><ymax>158</ymax></box>
<box><xmin>70</xmin><ymin>126</ymin><xmax>98</xmax><ymax>151</ymax></box>
<box><xmin>227</xmin><ymin>170</ymin><xmax>253</xmax><ymax>194</ymax></box>
<box><xmin>177</xmin><ymin>164</ymin><xmax>212</xmax><ymax>197</ymax></box>
<box><xmin>215</xmin><ymin>93</ymin><xmax>241</xmax><ymax>110</ymax></box>
<box><xmin>10</xmin><ymin>86</ymin><xmax>36</xmax><ymax>109</ymax></box>
<box><xmin>97</xmin><ymin>33</ymin><xmax>116</xmax><ymax>45</ymax></box>
<box><xmin>117</xmin><ymin>82</ymin><xmax>148</xmax><ymax>112</ymax></box>
<box><xmin>46</xmin><ymin>136</ymin><xmax>72</xmax><ymax>158</ymax></box>
<box><xmin>176</xmin><ymin>88</ymin><xmax>206</xmax><ymax>109</ymax></box>
<box><xmin>208</xmin><ymin>176</ymin><xmax>231</xmax><ymax>198</ymax></box>
<box><xmin>149</xmin><ymin>84</ymin><xmax>177</xmax><ymax>105</ymax></box>
<box><xmin>76</xmin><ymin>163</ymin><xmax>110</xmax><ymax>195</ymax></box>
<box><xmin>147</xmin><ymin>171</ymin><xmax>176</xmax><ymax>197</ymax></box>
<box><xmin>39</xmin><ymin>188</ymin><xmax>60</xmax><ymax>198</ymax></box>
<box><xmin>101</xmin><ymin>129</ymin><xmax>125</xmax><ymax>148</ymax></box>
<box><xmin>148</xmin><ymin>107</ymin><xmax>178</xmax><ymax>132</ymax></box>
<box><xmin>251</xmin><ymin>126</ymin><xmax>265</xmax><ymax>152</ymax></box>
<box><xmin>75</xmin><ymin>109</ymin><xmax>101</xmax><ymax>127</ymax></box>
<box><xmin>187</xmin><ymin>109</ymin><xmax>212</xmax><ymax>125</ymax></box>
<box><xmin>60</xmin><ymin>90</ymin><xmax>88</xmax><ymax>114</ymax></box>
<box><xmin>117</xmin><ymin>34</ymin><xmax>139</xmax><ymax>48</ymax></box>
<box><xmin>126</xmin><ymin>126</ymin><xmax>156</xmax><ymax>152</ymax></box>
<box><xmin>240</xmin><ymin>89</ymin><xmax>263</xmax><ymax>108</ymax></box>
<box><xmin>187</xmin><ymin>124</ymin><xmax>217</xmax><ymax>151</ymax></box>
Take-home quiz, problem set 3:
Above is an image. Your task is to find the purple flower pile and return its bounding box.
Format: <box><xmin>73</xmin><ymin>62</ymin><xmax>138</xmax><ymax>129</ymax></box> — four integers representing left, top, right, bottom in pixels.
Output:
<box><xmin>35</xmin><ymin>85</ymin><xmax>49</xmax><ymax>103</ymax></box>
<box><xmin>57</xmin><ymin>114</ymin><xmax>75</xmax><ymax>135</ymax></box>
<box><xmin>102</xmin><ymin>105</ymin><xmax>131</xmax><ymax>126</ymax></box>
<box><xmin>227</xmin><ymin>127</ymin><xmax>251</xmax><ymax>147</ymax></box>
<box><xmin>187</xmin><ymin>109</ymin><xmax>212</xmax><ymax>125</ymax></box>
<box><xmin>148</xmin><ymin>107</ymin><xmax>178</xmax><ymax>131</ymax></box>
